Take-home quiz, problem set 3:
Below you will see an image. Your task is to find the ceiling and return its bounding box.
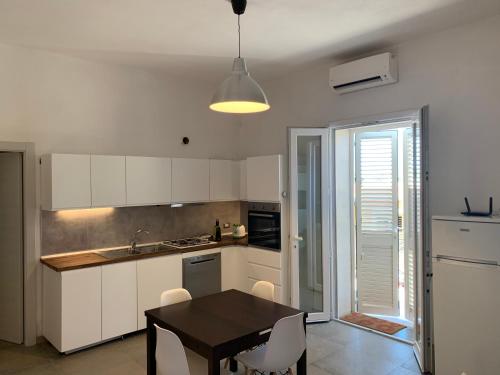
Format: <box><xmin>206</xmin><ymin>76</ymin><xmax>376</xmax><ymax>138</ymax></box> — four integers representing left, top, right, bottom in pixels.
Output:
<box><xmin>0</xmin><ymin>0</ymin><xmax>499</xmax><ymax>82</ymax></box>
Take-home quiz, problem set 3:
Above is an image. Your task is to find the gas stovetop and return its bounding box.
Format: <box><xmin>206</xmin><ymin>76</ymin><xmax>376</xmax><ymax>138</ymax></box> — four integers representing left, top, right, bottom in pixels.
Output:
<box><xmin>162</xmin><ymin>236</ymin><xmax>216</xmax><ymax>249</ymax></box>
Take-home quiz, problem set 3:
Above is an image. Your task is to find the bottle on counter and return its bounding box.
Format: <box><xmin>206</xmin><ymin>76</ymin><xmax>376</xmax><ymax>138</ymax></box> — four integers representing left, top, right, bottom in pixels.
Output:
<box><xmin>214</xmin><ymin>219</ymin><xmax>222</xmax><ymax>241</ymax></box>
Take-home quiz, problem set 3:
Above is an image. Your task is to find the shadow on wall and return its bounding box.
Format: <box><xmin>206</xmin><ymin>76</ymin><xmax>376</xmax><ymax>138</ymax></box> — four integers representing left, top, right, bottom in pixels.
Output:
<box><xmin>41</xmin><ymin>201</ymin><xmax>241</xmax><ymax>255</ymax></box>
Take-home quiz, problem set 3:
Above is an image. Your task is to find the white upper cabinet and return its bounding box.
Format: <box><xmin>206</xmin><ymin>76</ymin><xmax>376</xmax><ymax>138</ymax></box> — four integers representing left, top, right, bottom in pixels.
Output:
<box><xmin>171</xmin><ymin>158</ymin><xmax>210</xmax><ymax>203</ymax></box>
<box><xmin>209</xmin><ymin>160</ymin><xmax>240</xmax><ymax>201</ymax></box>
<box><xmin>126</xmin><ymin>156</ymin><xmax>171</xmax><ymax>206</ymax></box>
<box><xmin>91</xmin><ymin>155</ymin><xmax>126</xmax><ymax>207</ymax></box>
<box><xmin>41</xmin><ymin>154</ymin><xmax>91</xmax><ymax>210</ymax></box>
<box><xmin>239</xmin><ymin>160</ymin><xmax>247</xmax><ymax>201</ymax></box>
<box><xmin>246</xmin><ymin>155</ymin><xmax>282</xmax><ymax>202</ymax></box>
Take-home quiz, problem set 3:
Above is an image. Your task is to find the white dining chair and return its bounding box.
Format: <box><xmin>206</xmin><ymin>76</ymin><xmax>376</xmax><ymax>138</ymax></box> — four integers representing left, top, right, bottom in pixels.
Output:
<box><xmin>155</xmin><ymin>324</ymin><xmax>190</xmax><ymax>375</ymax></box>
<box><xmin>225</xmin><ymin>281</ymin><xmax>276</xmax><ymax>370</ymax></box>
<box><xmin>160</xmin><ymin>288</ymin><xmax>192</xmax><ymax>307</ymax></box>
<box><xmin>235</xmin><ymin>313</ymin><xmax>306</xmax><ymax>375</ymax></box>
<box><xmin>251</xmin><ymin>280</ymin><xmax>275</xmax><ymax>302</ymax></box>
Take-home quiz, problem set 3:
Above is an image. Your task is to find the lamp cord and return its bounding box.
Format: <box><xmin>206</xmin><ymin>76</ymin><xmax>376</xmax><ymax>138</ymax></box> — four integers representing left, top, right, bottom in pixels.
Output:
<box><xmin>238</xmin><ymin>14</ymin><xmax>241</xmax><ymax>58</ymax></box>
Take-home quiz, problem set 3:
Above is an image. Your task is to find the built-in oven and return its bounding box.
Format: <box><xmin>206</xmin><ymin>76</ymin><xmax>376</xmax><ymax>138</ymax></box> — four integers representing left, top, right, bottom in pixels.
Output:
<box><xmin>247</xmin><ymin>202</ymin><xmax>281</xmax><ymax>251</ymax></box>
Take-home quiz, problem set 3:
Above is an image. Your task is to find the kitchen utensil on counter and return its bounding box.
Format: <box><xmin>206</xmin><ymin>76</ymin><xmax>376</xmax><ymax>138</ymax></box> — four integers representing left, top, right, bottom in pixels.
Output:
<box><xmin>232</xmin><ymin>224</ymin><xmax>246</xmax><ymax>239</ymax></box>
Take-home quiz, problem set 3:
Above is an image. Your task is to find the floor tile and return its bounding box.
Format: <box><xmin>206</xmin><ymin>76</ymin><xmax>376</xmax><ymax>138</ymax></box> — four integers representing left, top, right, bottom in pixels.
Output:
<box><xmin>306</xmin><ymin>332</ymin><xmax>344</xmax><ymax>364</ymax></box>
<box><xmin>387</xmin><ymin>366</ymin><xmax>421</xmax><ymax>375</ymax></box>
<box><xmin>313</xmin><ymin>346</ymin><xmax>400</xmax><ymax>375</ymax></box>
<box><xmin>308</xmin><ymin>364</ymin><xmax>333</xmax><ymax>375</ymax></box>
<box><xmin>402</xmin><ymin>357</ymin><xmax>422</xmax><ymax>373</ymax></box>
<box><xmin>0</xmin><ymin>320</ymin><xmax>420</xmax><ymax>375</ymax></box>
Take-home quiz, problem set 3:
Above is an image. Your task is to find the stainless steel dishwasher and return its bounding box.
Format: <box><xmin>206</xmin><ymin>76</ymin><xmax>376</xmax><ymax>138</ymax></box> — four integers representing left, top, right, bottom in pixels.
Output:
<box><xmin>182</xmin><ymin>253</ymin><xmax>221</xmax><ymax>299</ymax></box>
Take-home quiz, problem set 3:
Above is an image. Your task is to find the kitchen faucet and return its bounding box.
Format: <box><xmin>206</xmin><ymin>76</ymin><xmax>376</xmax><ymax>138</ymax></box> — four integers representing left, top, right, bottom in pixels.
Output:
<box><xmin>129</xmin><ymin>228</ymin><xmax>150</xmax><ymax>253</ymax></box>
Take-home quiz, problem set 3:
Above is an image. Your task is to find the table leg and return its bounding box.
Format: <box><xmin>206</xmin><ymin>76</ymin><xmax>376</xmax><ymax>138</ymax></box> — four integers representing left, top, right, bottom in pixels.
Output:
<box><xmin>208</xmin><ymin>354</ymin><xmax>220</xmax><ymax>375</ymax></box>
<box><xmin>229</xmin><ymin>357</ymin><xmax>238</xmax><ymax>372</ymax></box>
<box><xmin>146</xmin><ymin>319</ymin><xmax>156</xmax><ymax>375</ymax></box>
<box><xmin>297</xmin><ymin>349</ymin><xmax>307</xmax><ymax>374</ymax></box>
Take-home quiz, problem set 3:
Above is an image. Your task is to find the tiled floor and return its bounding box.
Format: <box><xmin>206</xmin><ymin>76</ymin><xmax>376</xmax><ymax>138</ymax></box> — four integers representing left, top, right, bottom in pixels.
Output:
<box><xmin>0</xmin><ymin>321</ymin><xmax>421</xmax><ymax>375</ymax></box>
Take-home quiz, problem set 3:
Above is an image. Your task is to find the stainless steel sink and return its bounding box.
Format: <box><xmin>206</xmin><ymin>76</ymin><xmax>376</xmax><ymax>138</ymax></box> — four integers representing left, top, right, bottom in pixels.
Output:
<box><xmin>95</xmin><ymin>244</ymin><xmax>173</xmax><ymax>259</ymax></box>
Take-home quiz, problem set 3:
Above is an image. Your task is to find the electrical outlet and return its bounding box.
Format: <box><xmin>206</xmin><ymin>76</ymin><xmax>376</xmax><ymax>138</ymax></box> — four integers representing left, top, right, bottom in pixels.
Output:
<box><xmin>223</xmin><ymin>223</ymin><xmax>230</xmax><ymax>229</ymax></box>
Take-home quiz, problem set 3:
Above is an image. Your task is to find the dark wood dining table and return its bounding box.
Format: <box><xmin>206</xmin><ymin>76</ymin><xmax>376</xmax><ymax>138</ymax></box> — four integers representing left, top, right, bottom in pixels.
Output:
<box><xmin>145</xmin><ymin>289</ymin><xmax>307</xmax><ymax>375</ymax></box>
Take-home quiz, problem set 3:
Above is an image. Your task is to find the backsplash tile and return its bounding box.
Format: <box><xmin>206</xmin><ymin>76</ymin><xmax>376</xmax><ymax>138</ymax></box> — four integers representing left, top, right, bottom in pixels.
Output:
<box><xmin>41</xmin><ymin>202</ymin><xmax>240</xmax><ymax>255</ymax></box>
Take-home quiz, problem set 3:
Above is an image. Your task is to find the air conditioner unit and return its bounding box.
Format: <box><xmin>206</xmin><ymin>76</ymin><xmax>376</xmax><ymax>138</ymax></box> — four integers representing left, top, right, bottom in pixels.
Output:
<box><xmin>329</xmin><ymin>53</ymin><xmax>398</xmax><ymax>94</ymax></box>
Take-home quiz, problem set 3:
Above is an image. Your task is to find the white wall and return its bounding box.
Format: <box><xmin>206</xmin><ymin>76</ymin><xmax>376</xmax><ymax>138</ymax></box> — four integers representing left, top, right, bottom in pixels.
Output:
<box><xmin>0</xmin><ymin>43</ymin><xmax>240</xmax><ymax>339</ymax></box>
<box><xmin>239</xmin><ymin>14</ymin><xmax>500</xmax><ymax>216</ymax></box>
<box><xmin>0</xmin><ymin>43</ymin><xmax>239</xmax><ymax>159</ymax></box>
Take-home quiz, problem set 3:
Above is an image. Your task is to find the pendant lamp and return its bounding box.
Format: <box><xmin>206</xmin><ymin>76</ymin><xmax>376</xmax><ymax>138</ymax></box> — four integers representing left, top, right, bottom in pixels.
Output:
<box><xmin>209</xmin><ymin>0</ymin><xmax>270</xmax><ymax>114</ymax></box>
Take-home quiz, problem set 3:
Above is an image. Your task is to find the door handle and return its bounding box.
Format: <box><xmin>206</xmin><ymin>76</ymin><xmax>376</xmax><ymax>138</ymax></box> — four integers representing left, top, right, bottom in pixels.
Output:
<box><xmin>293</xmin><ymin>235</ymin><xmax>303</xmax><ymax>241</ymax></box>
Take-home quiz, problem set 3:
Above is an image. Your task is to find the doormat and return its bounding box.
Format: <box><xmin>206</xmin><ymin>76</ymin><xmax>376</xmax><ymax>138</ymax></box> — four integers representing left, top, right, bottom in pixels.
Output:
<box><xmin>341</xmin><ymin>312</ymin><xmax>406</xmax><ymax>335</ymax></box>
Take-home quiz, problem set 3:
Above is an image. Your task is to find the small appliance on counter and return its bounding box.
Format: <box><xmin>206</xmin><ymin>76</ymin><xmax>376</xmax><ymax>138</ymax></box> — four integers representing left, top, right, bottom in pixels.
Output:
<box><xmin>232</xmin><ymin>224</ymin><xmax>246</xmax><ymax>239</ymax></box>
<box><xmin>247</xmin><ymin>201</ymin><xmax>281</xmax><ymax>251</ymax></box>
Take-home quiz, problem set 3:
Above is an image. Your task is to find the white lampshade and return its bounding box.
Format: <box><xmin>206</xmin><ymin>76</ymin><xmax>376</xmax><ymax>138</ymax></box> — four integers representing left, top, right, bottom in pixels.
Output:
<box><xmin>210</xmin><ymin>58</ymin><xmax>270</xmax><ymax>114</ymax></box>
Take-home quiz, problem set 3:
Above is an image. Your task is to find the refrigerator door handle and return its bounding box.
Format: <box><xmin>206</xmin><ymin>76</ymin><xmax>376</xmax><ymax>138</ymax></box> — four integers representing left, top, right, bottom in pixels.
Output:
<box><xmin>435</xmin><ymin>254</ymin><xmax>498</xmax><ymax>266</ymax></box>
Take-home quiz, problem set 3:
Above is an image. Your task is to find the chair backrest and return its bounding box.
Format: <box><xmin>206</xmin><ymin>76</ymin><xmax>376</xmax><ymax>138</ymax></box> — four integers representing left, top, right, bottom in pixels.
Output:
<box><xmin>263</xmin><ymin>313</ymin><xmax>306</xmax><ymax>371</ymax></box>
<box><xmin>251</xmin><ymin>280</ymin><xmax>275</xmax><ymax>302</ymax></box>
<box><xmin>160</xmin><ymin>288</ymin><xmax>192</xmax><ymax>307</ymax></box>
<box><xmin>155</xmin><ymin>324</ymin><xmax>190</xmax><ymax>375</ymax></box>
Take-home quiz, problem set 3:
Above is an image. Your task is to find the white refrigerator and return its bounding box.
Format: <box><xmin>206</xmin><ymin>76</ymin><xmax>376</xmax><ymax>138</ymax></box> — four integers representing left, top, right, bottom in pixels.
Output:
<box><xmin>432</xmin><ymin>216</ymin><xmax>500</xmax><ymax>375</ymax></box>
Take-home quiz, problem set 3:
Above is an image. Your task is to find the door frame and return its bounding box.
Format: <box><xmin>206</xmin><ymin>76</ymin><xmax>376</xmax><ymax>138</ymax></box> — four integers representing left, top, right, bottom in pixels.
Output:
<box><xmin>289</xmin><ymin>127</ymin><xmax>332</xmax><ymax>322</ymax></box>
<box><xmin>0</xmin><ymin>142</ymin><xmax>37</xmax><ymax>346</ymax></box>
<box><xmin>329</xmin><ymin>107</ymin><xmax>432</xmax><ymax>372</ymax></box>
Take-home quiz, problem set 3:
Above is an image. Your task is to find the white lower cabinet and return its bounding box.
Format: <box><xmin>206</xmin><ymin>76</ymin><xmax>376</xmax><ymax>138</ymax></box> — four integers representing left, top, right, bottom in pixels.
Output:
<box><xmin>246</xmin><ymin>247</ymin><xmax>283</xmax><ymax>303</ymax></box>
<box><xmin>101</xmin><ymin>262</ymin><xmax>137</xmax><ymax>340</ymax></box>
<box><xmin>42</xmin><ymin>246</ymin><xmax>285</xmax><ymax>353</ymax></box>
<box><xmin>221</xmin><ymin>246</ymin><xmax>248</xmax><ymax>292</ymax></box>
<box><xmin>221</xmin><ymin>246</ymin><xmax>284</xmax><ymax>303</ymax></box>
<box><xmin>43</xmin><ymin>266</ymin><xmax>102</xmax><ymax>353</ymax></box>
<box><xmin>136</xmin><ymin>254</ymin><xmax>183</xmax><ymax>330</ymax></box>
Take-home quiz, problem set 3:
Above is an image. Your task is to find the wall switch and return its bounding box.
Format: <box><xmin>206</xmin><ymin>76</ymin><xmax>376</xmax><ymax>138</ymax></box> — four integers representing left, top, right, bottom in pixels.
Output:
<box><xmin>223</xmin><ymin>223</ymin><xmax>230</xmax><ymax>228</ymax></box>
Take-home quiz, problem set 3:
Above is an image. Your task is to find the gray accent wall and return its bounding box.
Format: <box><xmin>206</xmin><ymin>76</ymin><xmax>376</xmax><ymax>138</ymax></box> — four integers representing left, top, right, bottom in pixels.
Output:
<box><xmin>41</xmin><ymin>201</ymin><xmax>240</xmax><ymax>255</ymax></box>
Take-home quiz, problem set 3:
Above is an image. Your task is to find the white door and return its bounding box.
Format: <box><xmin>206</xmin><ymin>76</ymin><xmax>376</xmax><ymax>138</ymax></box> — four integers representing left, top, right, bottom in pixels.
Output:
<box><xmin>355</xmin><ymin>130</ymin><xmax>399</xmax><ymax>316</ymax></box>
<box><xmin>412</xmin><ymin>108</ymin><xmax>432</xmax><ymax>373</ymax></box>
<box><xmin>290</xmin><ymin>128</ymin><xmax>331</xmax><ymax>322</ymax></box>
<box><xmin>0</xmin><ymin>153</ymin><xmax>23</xmax><ymax>343</ymax></box>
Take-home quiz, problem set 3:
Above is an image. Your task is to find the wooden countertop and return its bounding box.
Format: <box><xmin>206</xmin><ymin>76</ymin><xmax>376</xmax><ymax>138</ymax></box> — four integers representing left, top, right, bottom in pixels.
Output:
<box><xmin>41</xmin><ymin>236</ymin><xmax>248</xmax><ymax>272</ymax></box>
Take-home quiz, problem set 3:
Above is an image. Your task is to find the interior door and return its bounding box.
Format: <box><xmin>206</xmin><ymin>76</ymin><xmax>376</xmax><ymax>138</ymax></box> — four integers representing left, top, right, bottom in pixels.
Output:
<box><xmin>0</xmin><ymin>152</ymin><xmax>24</xmax><ymax>344</ymax></box>
<box><xmin>290</xmin><ymin>128</ymin><xmax>331</xmax><ymax>322</ymax></box>
<box><xmin>355</xmin><ymin>131</ymin><xmax>399</xmax><ymax>316</ymax></box>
